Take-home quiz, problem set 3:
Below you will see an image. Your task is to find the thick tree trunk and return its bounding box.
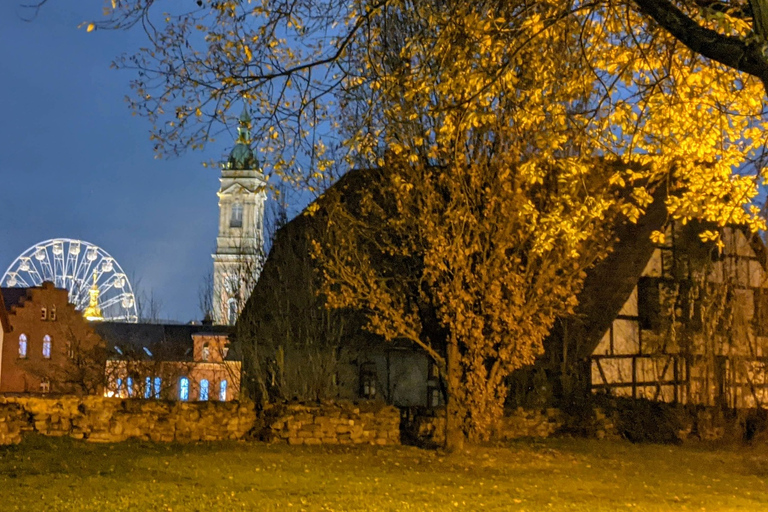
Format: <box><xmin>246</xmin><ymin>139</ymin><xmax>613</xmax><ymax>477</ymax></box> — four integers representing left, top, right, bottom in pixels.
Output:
<box><xmin>444</xmin><ymin>338</ymin><xmax>465</xmax><ymax>451</ymax></box>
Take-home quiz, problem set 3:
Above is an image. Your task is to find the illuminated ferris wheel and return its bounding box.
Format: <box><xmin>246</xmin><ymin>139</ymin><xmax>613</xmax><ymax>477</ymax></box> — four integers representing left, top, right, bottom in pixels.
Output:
<box><xmin>2</xmin><ymin>238</ymin><xmax>138</xmax><ymax>322</ymax></box>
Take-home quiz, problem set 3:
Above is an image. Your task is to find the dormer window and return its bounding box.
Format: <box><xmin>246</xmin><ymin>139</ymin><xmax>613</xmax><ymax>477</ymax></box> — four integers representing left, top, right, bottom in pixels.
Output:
<box><xmin>202</xmin><ymin>343</ymin><xmax>210</xmax><ymax>362</ymax></box>
<box><xmin>230</xmin><ymin>203</ymin><xmax>243</xmax><ymax>228</ymax></box>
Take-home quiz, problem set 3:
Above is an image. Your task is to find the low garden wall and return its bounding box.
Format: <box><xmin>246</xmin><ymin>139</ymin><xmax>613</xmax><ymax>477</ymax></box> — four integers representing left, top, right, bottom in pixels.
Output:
<box><xmin>402</xmin><ymin>407</ymin><xmax>566</xmax><ymax>446</ymax></box>
<box><xmin>0</xmin><ymin>396</ymin><xmax>256</xmax><ymax>445</ymax></box>
<box><xmin>260</xmin><ymin>401</ymin><xmax>401</xmax><ymax>445</ymax></box>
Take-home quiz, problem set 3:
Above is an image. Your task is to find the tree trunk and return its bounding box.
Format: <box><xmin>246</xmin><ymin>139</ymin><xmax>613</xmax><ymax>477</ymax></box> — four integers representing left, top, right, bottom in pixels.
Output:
<box><xmin>444</xmin><ymin>338</ymin><xmax>465</xmax><ymax>451</ymax></box>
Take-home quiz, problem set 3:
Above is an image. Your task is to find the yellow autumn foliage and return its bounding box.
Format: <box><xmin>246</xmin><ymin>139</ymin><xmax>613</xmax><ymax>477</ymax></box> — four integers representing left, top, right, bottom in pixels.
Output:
<box><xmin>104</xmin><ymin>0</ymin><xmax>768</xmax><ymax>443</ymax></box>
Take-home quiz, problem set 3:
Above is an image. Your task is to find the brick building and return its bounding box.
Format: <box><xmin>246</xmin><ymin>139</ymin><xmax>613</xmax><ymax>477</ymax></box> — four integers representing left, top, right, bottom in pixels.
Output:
<box><xmin>0</xmin><ymin>282</ymin><xmax>105</xmax><ymax>394</ymax></box>
<box><xmin>95</xmin><ymin>323</ymin><xmax>240</xmax><ymax>402</ymax></box>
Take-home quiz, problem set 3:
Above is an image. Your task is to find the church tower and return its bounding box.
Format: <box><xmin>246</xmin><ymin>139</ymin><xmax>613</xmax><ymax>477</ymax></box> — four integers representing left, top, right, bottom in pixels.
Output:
<box><xmin>212</xmin><ymin>109</ymin><xmax>267</xmax><ymax>325</ymax></box>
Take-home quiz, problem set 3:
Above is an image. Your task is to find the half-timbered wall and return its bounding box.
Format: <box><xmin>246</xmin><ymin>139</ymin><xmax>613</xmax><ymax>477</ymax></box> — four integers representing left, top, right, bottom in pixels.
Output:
<box><xmin>591</xmin><ymin>225</ymin><xmax>768</xmax><ymax>408</ymax></box>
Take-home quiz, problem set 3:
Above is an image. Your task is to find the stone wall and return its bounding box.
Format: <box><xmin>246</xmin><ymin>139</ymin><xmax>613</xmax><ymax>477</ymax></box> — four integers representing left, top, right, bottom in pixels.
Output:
<box><xmin>0</xmin><ymin>396</ymin><xmax>256</xmax><ymax>445</ymax></box>
<box><xmin>402</xmin><ymin>407</ymin><xmax>565</xmax><ymax>446</ymax></box>
<box><xmin>261</xmin><ymin>401</ymin><xmax>401</xmax><ymax>445</ymax></box>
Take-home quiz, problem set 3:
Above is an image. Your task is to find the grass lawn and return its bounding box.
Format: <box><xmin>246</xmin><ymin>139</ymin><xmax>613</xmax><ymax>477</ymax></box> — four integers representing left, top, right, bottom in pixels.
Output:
<box><xmin>1</xmin><ymin>436</ymin><xmax>767</xmax><ymax>511</ymax></box>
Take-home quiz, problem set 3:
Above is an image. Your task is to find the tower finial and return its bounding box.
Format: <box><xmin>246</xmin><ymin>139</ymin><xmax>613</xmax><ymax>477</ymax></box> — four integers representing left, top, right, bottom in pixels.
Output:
<box><xmin>237</xmin><ymin>107</ymin><xmax>252</xmax><ymax>145</ymax></box>
<box><xmin>83</xmin><ymin>271</ymin><xmax>104</xmax><ymax>322</ymax></box>
<box><xmin>227</xmin><ymin>106</ymin><xmax>258</xmax><ymax>170</ymax></box>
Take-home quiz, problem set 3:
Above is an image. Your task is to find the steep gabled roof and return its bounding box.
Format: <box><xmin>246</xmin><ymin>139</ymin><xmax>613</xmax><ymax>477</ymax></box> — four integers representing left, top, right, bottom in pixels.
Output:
<box><xmin>1</xmin><ymin>288</ymin><xmax>28</xmax><ymax>312</ymax></box>
<box><xmin>93</xmin><ymin>322</ymin><xmax>235</xmax><ymax>361</ymax></box>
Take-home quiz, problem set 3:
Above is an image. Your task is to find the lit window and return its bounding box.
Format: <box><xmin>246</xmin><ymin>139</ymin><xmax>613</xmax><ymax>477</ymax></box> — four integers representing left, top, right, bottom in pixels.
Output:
<box><xmin>114</xmin><ymin>345</ymin><xmax>123</xmax><ymax>356</ymax></box>
<box><xmin>40</xmin><ymin>381</ymin><xmax>50</xmax><ymax>393</ymax></box>
<box><xmin>126</xmin><ymin>377</ymin><xmax>134</xmax><ymax>397</ymax></box>
<box><xmin>144</xmin><ymin>377</ymin><xmax>152</xmax><ymax>399</ymax></box>
<box><xmin>66</xmin><ymin>341</ymin><xmax>75</xmax><ymax>359</ymax></box>
<box><xmin>41</xmin><ymin>307</ymin><xmax>47</xmax><ymax>321</ymax></box>
<box><xmin>179</xmin><ymin>377</ymin><xmax>189</xmax><ymax>401</ymax></box>
<box><xmin>202</xmin><ymin>343</ymin><xmax>210</xmax><ymax>362</ymax></box>
<box><xmin>199</xmin><ymin>379</ymin><xmax>209</xmax><ymax>401</ymax></box>
<box><xmin>49</xmin><ymin>306</ymin><xmax>57</xmax><ymax>321</ymax></box>
<box><xmin>143</xmin><ymin>347</ymin><xmax>153</xmax><ymax>357</ymax></box>
<box><xmin>153</xmin><ymin>377</ymin><xmax>162</xmax><ymax>399</ymax></box>
<box><xmin>230</xmin><ymin>203</ymin><xmax>243</xmax><ymax>228</ymax></box>
<box><xmin>219</xmin><ymin>380</ymin><xmax>228</xmax><ymax>401</ymax></box>
<box><xmin>117</xmin><ymin>378</ymin><xmax>123</xmax><ymax>397</ymax></box>
<box><xmin>42</xmin><ymin>335</ymin><xmax>52</xmax><ymax>359</ymax></box>
<box><xmin>18</xmin><ymin>334</ymin><xmax>27</xmax><ymax>358</ymax></box>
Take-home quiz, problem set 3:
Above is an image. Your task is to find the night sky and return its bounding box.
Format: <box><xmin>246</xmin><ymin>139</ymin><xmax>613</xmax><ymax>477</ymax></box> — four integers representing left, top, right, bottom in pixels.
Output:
<box><xmin>0</xmin><ymin>2</ymin><xmax>240</xmax><ymax>322</ymax></box>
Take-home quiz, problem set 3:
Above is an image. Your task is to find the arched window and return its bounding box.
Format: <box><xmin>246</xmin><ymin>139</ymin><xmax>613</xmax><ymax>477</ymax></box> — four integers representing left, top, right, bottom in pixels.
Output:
<box><xmin>199</xmin><ymin>379</ymin><xmax>209</xmax><ymax>401</ymax></box>
<box><xmin>153</xmin><ymin>377</ymin><xmax>162</xmax><ymax>399</ymax></box>
<box><xmin>219</xmin><ymin>380</ymin><xmax>228</xmax><ymax>401</ymax></box>
<box><xmin>126</xmin><ymin>377</ymin><xmax>134</xmax><ymax>397</ymax></box>
<box><xmin>230</xmin><ymin>202</ymin><xmax>243</xmax><ymax>227</ymax></box>
<box><xmin>18</xmin><ymin>334</ymin><xmax>28</xmax><ymax>358</ymax></box>
<box><xmin>116</xmin><ymin>378</ymin><xmax>124</xmax><ymax>397</ymax></box>
<box><xmin>42</xmin><ymin>335</ymin><xmax>52</xmax><ymax>359</ymax></box>
<box><xmin>144</xmin><ymin>377</ymin><xmax>152</xmax><ymax>399</ymax></box>
<box><xmin>179</xmin><ymin>377</ymin><xmax>189</xmax><ymax>401</ymax></box>
<box><xmin>202</xmin><ymin>343</ymin><xmax>210</xmax><ymax>362</ymax></box>
<box><xmin>228</xmin><ymin>299</ymin><xmax>238</xmax><ymax>325</ymax></box>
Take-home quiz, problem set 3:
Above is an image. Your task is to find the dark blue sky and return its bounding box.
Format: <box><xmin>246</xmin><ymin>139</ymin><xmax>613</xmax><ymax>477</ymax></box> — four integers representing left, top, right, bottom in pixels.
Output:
<box><xmin>0</xmin><ymin>2</ymin><xmax>238</xmax><ymax>322</ymax></box>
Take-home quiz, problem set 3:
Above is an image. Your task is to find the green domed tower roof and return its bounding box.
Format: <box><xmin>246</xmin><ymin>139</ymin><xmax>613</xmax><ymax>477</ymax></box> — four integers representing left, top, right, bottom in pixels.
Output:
<box><xmin>227</xmin><ymin>108</ymin><xmax>258</xmax><ymax>170</ymax></box>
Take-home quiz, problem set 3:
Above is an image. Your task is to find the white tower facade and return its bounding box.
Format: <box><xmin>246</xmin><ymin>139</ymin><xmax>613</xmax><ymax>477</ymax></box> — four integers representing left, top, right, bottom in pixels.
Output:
<box><xmin>212</xmin><ymin>110</ymin><xmax>267</xmax><ymax>325</ymax></box>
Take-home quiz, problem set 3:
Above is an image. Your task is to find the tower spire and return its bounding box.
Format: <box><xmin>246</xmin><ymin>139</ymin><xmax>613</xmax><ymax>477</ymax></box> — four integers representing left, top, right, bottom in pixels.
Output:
<box><xmin>83</xmin><ymin>272</ymin><xmax>104</xmax><ymax>322</ymax></box>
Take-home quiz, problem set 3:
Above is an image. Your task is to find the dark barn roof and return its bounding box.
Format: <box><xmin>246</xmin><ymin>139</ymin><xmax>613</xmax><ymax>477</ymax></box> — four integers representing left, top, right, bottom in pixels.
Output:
<box><xmin>93</xmin><ymin>322</ymin><xmax>234</xmax><ymax>361</ymax></box>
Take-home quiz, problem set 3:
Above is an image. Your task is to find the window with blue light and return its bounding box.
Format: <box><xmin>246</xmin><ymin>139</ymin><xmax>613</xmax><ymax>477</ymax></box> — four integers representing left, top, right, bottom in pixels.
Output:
<box><xmin>219</xmin><ymin>380</ymin><xmax>228</xmax><ymax>401</ymax></box>
<box><xmin>179</xmin><ymin>377</ymin><xmax>189</xmax><ymax>401</ymax></box>
<box><xmin>116</xmin><ymin>378</ymin><xmax>123</xmax><ymax>396</ymax></box>
<box><xmin>42</xmin><ymin>335</ymin><xmax>52</xmax><ymax>359</ymax></box>
<box><xmin>199</xmin><ymin>379</ymin><xmax>209</xmax><ymax>401</ymax></box>
<box><xmin>18</xmin><ymin>334</ymin><xmax>27</xmax><ymax>358</ymax></box>
<box><xmin>126</xmin><ymin>377</ymin><xmax>134</xmax><ymax>397</ymax></box>
<box><xmin>154</xmin><ymin>377</ymin><xmax>162</xmax><ymax>399</ymax></box>
<box><xmin>144</xmin><ymin>377</ymin><xmax>152</xmax><ymax>399</ymax></box>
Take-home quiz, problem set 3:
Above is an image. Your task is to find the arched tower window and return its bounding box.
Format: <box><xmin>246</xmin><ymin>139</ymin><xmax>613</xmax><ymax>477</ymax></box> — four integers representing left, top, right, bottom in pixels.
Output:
<box><xmin>230</xmin><ymin>203</ymin><xmax>243</xmax><ymax>228</ymax></box>
<box><xmin>18</xmin><ymin>334</ymin><xmax>28</xmax><ymax>358</ymax></box>
<box><xmin>199</xmin><ymin>379</ymin><xmax>209</xmax><ymax>401</ymax></box>
<box><xmin>42</xmin><ymin>335</ymin><xmax>52</xmax><ymax>359</ymax></box>
<box><xmin>228</xmin><ymin>298</ymin><xmax>238</xmax><ymax>325</ymax></box>
<box><xmin>179</xmin><ymin>377</ymin><xmax>189</xmax><ymax>401</ymax></box>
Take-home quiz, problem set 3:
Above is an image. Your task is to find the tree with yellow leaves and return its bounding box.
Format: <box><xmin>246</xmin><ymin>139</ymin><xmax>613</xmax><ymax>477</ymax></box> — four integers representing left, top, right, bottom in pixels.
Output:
<box><xmin>78</xmin><ymin>0</ymin><xmax>768</xmax><ymax>446</ymax></box>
